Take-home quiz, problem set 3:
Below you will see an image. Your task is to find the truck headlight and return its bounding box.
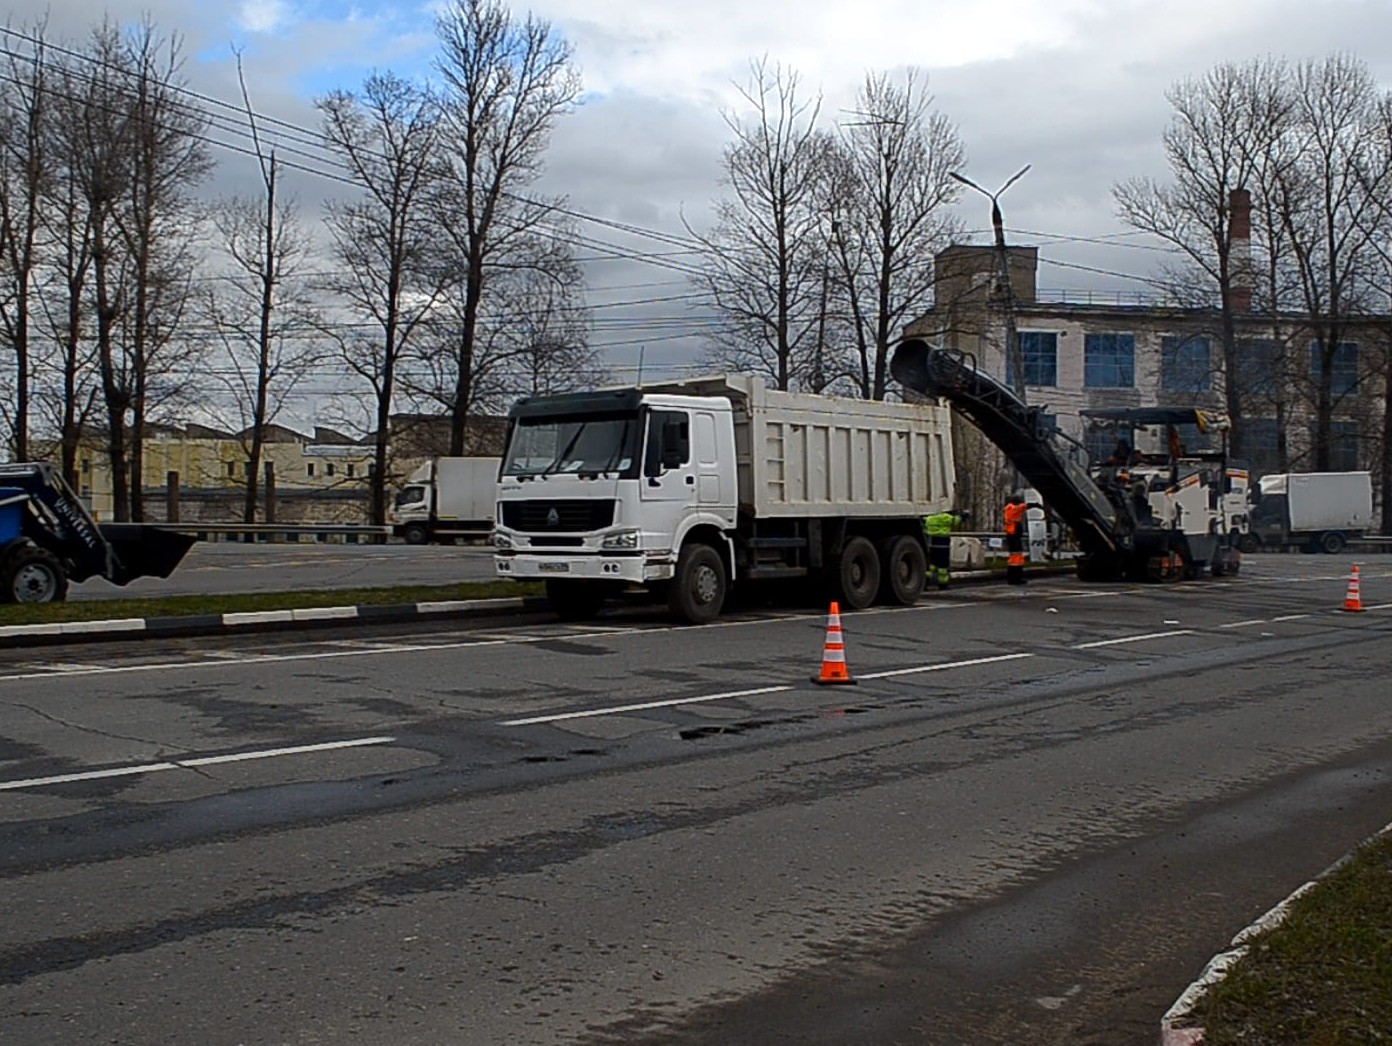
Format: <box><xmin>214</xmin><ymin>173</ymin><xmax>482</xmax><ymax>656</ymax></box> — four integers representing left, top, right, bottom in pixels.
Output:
<box><xmin>493</xmin><ymin>530</ymin><xmax>513</xmax><ymax>549</ymax></box>
<box><xmin>601</xmin><ymin>528</ymin><xmax>640</xmax><ymax>550</ymax></box>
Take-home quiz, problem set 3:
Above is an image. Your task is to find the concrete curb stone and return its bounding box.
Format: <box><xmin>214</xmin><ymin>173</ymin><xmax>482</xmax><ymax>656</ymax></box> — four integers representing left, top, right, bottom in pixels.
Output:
<box><xmin>1160</xmin><ymin>817</ymin><xmax>1392</xmax><ymax>1043</ymax></box>
<box><xmin>0</xmin><ymin>596</ymin><xmax>542</xmax><ymax>649</ymax></box>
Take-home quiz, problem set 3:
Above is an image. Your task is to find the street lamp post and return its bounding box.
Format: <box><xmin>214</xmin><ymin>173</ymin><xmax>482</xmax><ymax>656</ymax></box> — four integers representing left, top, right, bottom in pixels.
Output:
<box><xmin>949</xmin><ymin>165</ymin><xmax>1031</xmax><ymax>404</ymax></box>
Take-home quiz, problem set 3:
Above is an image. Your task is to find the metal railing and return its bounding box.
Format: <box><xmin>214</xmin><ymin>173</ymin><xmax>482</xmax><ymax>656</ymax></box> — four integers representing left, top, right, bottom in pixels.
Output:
<box><xmin>162</xmin><ymin>522</ymin><xmax>392</xmax><ymax>544</ymax></box>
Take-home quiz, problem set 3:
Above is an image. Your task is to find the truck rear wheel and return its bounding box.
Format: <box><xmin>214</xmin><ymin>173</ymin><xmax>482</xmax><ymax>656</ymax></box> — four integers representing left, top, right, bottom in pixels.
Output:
<box><xmin>1319</xmin><ymin>531</ymin><xmax>1346</xmax><ymax>554</ymax></box>
<box><xmin>835</xmin><ymin>536</ymin><xmax>881</xmax><ymax>610</ymax></box>
<box><xmin>546</xmin><ymin>579</ymin><xmax>606</xmax><ymax>621</ymax></box>
<box><xmin>668</xmin><ymin>543</ymin><xmax>726</xmax><ymax>625</ymax></box>
<box><xmin>882</xmin><ymin>535</ymin><xmax>926</xmax><ymax>605</ymax></box>
<box><xmin>1</xmin><ymin>544</ymin><xmax>68</xmax><ymax>603</ymax></box>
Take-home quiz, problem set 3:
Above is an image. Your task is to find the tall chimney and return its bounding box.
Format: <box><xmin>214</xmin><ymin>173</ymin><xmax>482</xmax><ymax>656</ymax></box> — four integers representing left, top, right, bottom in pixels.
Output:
<box><xmin>1228</xmin><ymin>188</ymin><xmax>1253</xmax><ymax>314</ymax></box>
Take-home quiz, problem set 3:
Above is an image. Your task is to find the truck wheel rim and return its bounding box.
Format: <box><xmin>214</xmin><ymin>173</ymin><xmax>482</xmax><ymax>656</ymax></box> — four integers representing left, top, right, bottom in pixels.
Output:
<box><xmin>694</xmin><ymin>564</ymin><xmax>719</xmax><ymax>604</ymax></box>
<box><xmin>15</xmin><ymin>564</ymin><xmax>56</xmax><ymax>602</ymax></box>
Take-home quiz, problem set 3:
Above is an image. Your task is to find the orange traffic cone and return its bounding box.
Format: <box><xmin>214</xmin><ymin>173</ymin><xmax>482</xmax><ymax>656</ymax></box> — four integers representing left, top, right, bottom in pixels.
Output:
<box><xmin>813</xmin><ymin>601</ymin><xmax>857</xmax><ymax>685</ymax></box>
<box><xmin>1343</xmin><ymin>564</ymin><xmax>1365</xmax><ymax>613</ymax></box>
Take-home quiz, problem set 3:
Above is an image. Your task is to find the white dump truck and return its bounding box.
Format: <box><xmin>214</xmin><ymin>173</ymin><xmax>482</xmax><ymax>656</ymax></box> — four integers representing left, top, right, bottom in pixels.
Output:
<box><xmin>492</xmin><ymin>374</ymin><xmax>955</xmax><ymax>623</ymax></box>
<box><xmin>390</xmin><ymin>457</ymin><xmax>501</xmax><ymax>544</ymax></box>
<box><xmin>1246</xmin><ymin>471</ymin><xmax>1373</xmax><ymax>553</ymax></box>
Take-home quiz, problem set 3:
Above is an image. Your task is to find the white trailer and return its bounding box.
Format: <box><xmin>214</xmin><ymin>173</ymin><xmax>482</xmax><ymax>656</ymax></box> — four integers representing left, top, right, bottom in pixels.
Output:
<box><xmin>1248</xmin><ymin>471</ymin><xmax>1373</xmax><ymax>553</ymax></box>
<box><xmin>390</xmin><ymin>457</ymin><xmax>500</xmax><ymax>544</ymax></box>
<box><xmin>493</xmin><ymin>374</ymin><xmax>955</xmax><ymax>623</ymax></box>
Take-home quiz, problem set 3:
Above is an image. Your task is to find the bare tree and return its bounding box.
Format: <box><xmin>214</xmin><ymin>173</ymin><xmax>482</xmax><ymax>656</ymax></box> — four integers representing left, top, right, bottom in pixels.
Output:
<box><xmin>209</xmin><ymin>56</ymin><xmax>322</xmax><ymax>522</ymax></box>
<box><xmin>318</xmin><ymin>72</ymin><xmax>448</xmax><ymax>526</ymax></box>
<box><xmin>0</xmin><ymin>19</ymin><xmax>51</xmax><ymax>461</ymax></box>
<box><xmin>1272</xmin><ymin>55</ymin><xmax>1391</xmax><ymax>471</ymax></box>
<box><xmin>431</xmin><ymin>0</ymin><xmax>583</xmax><ymax>453</ymax></box>
<box><xmin>1113</xmin><ymin>57</ymin><xmax>1292</xmax><ymax>460</ymax></box>
<box><xmin>405</xmin><ymin>224</ymin><xmax>600</xmax><ymax>419</ymax></box>
<box><xmin>832</xmin><ymin>70</ymin><xmax>963</xmax><ymax>399</ymax></box>
<box><xmin>114</xmin><ymin>21</ymin><xmax>212</xmax><ymax>519</ymax></box>
<box><xmin>34</xmin><ymin>50</ymin><xmax>100</xmax><ymax>487</ymax></box>
<box><xmin>690</xmin><ymin>58</ymin><xmax>835</xmax><ymax>391</ymax></box>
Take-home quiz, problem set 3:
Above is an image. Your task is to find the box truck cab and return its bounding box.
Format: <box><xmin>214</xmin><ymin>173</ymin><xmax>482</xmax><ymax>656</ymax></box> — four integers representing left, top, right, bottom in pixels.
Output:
<box><xmin>494</xmin><ymin>376</ymin><xmax>954</xmax><ymax>624</ymax></box>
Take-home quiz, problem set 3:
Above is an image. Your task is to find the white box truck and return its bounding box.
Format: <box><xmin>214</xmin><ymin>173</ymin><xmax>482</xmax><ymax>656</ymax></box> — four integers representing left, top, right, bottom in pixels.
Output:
<box><xmin>390</xmin><ymin>457</ymin><xmax>500</xmax><ymax>544</ymax></box>
<box><xmin>1247</xmin><ymin>471</ymin><xmax>1373</xmax><ymax>553</ymax></box>
<box><xmin>493</xmin><ymin>374</ymin><xmax>955</xmax><ymax>623</ymax></box>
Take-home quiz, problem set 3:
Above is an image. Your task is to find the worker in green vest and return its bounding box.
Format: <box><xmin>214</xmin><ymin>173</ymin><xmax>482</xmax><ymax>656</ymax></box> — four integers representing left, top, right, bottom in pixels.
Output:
<box><xmin>923</xmin><ymin>508</ymin><xmax>969</xmax><ymax>589</ymax></box>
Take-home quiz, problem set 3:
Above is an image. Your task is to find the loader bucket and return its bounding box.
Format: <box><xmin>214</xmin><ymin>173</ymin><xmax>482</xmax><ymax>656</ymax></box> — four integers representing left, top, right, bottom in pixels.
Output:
<box><xmin>97</xmin><ymin>524</ymin><xmax>198</xmax><ymax>586</ymax></box>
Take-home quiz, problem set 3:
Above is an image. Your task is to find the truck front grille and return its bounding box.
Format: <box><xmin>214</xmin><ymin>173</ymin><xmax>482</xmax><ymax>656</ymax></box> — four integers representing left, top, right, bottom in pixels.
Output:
<box><xmin>501</xmin><ymin>499</ymin><xmax>616</xmax><ymax>533</ymax></box>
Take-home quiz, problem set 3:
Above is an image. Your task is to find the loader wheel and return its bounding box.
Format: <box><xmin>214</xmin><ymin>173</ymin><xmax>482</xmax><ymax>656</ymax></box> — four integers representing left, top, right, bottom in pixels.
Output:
<box><xmin>1</xmin><ymin>545</ymin><xmax>68</xmax><ymax>603</ymax></box>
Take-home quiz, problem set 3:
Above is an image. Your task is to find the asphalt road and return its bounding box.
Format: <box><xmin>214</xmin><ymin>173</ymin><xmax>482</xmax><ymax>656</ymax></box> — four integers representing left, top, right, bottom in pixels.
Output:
<box><xmin>3</xmin><ymin>557</ymin><xmax>1392</xmax><ymax>1044</ymax></box>
<box><xmin>70</xmin><ymin>542</ymin><xmax>500</xmax><ymax>600</ymax></box>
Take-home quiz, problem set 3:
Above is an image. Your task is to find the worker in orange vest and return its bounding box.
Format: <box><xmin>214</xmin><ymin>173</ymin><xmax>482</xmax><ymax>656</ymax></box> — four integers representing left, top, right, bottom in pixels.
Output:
<box><xmin>1003</xmin><ymin>493</ymin><xmax>1040</xmax><ymax>586</ymax></box>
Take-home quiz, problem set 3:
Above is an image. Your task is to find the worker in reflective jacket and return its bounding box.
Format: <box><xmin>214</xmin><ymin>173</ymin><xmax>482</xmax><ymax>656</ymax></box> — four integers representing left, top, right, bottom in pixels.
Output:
<box><xmin>922</xmin><ymin>509</ymin><xmax>969</xmax><ymax>589</ymax></box>
<box><xmin>1003</xmin><ymin>494</ymin><xmax>1039</xmax><ymax>586</ymax></box>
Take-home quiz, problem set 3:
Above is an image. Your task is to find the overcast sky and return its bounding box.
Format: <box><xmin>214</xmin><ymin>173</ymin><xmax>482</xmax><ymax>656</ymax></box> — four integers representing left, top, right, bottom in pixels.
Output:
<box><xmin>11</xmin><ymin>0</ymin><xmax>1392</xmax><ymax>403</ymax></box>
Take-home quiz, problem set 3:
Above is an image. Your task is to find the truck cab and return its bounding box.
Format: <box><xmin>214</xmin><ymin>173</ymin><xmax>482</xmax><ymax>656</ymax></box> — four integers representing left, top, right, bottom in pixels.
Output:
<box><xmin>493</xmin><ymin>388</ymin><xmax>738</xmax><ymax>621</ymax></box>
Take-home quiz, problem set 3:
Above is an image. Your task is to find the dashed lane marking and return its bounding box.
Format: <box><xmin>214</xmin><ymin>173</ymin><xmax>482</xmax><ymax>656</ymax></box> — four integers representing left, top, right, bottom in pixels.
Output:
<box><xmin>1073</xmin><ymin>629</ymin><xmax>1195</xmax><ymax>650</ymax></box>
<box><xmin>0</xmin><ymin>736</ymin><xmax>396</xmax><ymax>792</ymax></box>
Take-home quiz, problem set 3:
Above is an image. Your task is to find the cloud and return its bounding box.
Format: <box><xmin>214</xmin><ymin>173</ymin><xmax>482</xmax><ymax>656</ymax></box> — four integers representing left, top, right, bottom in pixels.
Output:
<box><xmin>237</xmin><ymin>0</ymin><xmax>291</xmax><ymax>34</ymax></box>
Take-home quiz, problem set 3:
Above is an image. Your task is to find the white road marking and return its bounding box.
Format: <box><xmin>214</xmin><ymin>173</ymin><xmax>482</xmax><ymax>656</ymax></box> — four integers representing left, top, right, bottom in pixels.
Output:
<box><xmin>502</xmin><ymin>652</ymin><xmax>1038</xmax><ymax>726</ymax></box>
<box><xmin>859</xmin><ymin>652</ymin><xmax>1036</xmax><ymax>680</ymax></box>
<box><xmin>1270</xmin><ymin>613</ymin><xmax>1310</xmax><ymax>622</ymax></box>
<box><xmin>1362</xmin><ymin>602</ymin><xmax>1392</xmax><ymax>611</ymax></box>
<box><xmin>500</xmin><ymin>685</ymin><xmax>794</xmax><ymax>726</ymax></box>
<box><xmin>1219</xmin><ymin>619</ymin><xmax>1267</xmax><ymax>629</ymax></box>
<box><xmin>1073</xmin><ymin>629</ymin><xmax>1194</xmax><ymax>650</ymax></box>
<box><xmin>0</xmin><ymin>736</ymin><xmax>396</xmax><ymax>792</ymax></box>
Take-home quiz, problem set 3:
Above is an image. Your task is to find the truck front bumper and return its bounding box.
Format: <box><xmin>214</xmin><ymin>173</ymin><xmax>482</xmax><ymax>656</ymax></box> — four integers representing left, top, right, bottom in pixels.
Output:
<box><xmin>495</xmin><ymin>550</ymin><xmax>676</xmax><ymax>584</ymax></box>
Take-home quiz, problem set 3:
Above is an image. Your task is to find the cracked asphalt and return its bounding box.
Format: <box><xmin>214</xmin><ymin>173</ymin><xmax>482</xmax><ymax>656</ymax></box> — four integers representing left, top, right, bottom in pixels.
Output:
<box><xmin>3</xmin><ymin>556</ymin><xmax>1392</xmax><ymax>1044</ymax></box>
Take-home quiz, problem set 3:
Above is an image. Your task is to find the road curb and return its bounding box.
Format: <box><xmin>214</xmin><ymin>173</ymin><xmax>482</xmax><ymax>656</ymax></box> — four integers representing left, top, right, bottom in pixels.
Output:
<box><xmin>0</xmin><ymin>596</ymin><xmax>545</xmax><ymax>648</ymax></box>
<box><xmin>0</xmin><ymin>561</ymin><xmax>1077</xmax><ymax>650</ymax></box>
<box><xmin>1159</xmin><ymin>817</ymin><xmax>1392</xmax><ymax>1043</ymax></box>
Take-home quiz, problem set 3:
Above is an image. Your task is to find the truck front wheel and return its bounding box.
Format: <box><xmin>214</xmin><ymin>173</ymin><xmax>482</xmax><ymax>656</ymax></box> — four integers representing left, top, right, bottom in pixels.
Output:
<box><xmin>1</xmin><ymin>544</ymin><xmax>68</xmax><ymax>603</ymax></box>
<box><xmin>835</xmin><ymin>536</ymin><xmax>881</xmax><ymax>610</ymax></box>
<box><xmin>882</xmin><ymin>535</ymin><xmax>926</xmax><ymax>605</ymax></box>
<box><xmin>546</xmin><ymin>579</ymin><xmax>606</xmax><ymax>620</ymax></box>
<box><xmin>402</xmin><ymin>523</ymin><xmax>430</xmax><ymax>545</ymax></box>
<box><xmin>668</xmin><ymin>543</ymin><xmax>726</xmax><ymax>624</ymax></box>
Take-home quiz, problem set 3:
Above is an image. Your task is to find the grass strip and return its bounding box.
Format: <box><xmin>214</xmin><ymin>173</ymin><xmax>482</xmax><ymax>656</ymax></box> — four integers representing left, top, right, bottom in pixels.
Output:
<box><xmin>1196</xmin><ymin>830</ymin><xmax>1392</xmax><ymax>1044</ymax></box>
<box><xmin>0</xmin><ymin>581</ymin><xmax>544</xmax><ymax>627</ymax></box>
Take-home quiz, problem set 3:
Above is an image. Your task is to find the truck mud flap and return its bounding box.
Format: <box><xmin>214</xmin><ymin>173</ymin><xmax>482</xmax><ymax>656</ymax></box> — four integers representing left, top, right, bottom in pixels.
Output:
<box><xmin>98</xmin><ymin>524</ymin><xmax>198</xmax><ymax>585</ymax></box>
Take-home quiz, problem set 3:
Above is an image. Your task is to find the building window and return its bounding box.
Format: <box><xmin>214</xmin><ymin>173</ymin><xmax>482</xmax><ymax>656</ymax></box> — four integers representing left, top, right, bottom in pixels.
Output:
<box><xmin>347</xmin><ymin>463</ymin><xmax>355</xmax><ymax>478</ymax></box>
<box><xmin>307</xmin><ymin>463</ymin><xmax>315</xmax><ymax>478</ymax></box>
<box><xmin>227</xmin><ymin>461</ymin><xmax>236</xmax><ymax>478</ymax></box>
<box><xmin>1236</xmin><ymin>338</ymin><xmax>1281</xmax><ymax>396</ymax></box>
<box><xmin>368</xmin><ymin>462</ymin><xmax>376</xmax><ymax>476</ymax></box>
<box><xmin>1310</xmin><ymin>341</ymin><xmax>1358</xmax><ymax>396</ymax></box>
<box><xmin>1311</xmin><ymin>420</ymin><xmax>1360</xmax><ymax>471</ymax></box>
<box><xmin>80</xmin><ymin>458</ymin><xmax>91</xmax><ymax>474</ymax></box>
<box><xmin>1084</xmin><ymin>333</ymin><xmax>1135</xmax><ymax>388</ymax></box>
<box><xmin>326</xmin><ymin>463</ymin><xmax>336</xmax><ymax>478</ymax></box>
<box><xmin>1246</xmin><ymin>418</ymin><xmax>1280</xmax><ymax>475</ymax></box>
<box><xmin>1018</xmin><ymin>332</ymin><xmax>1058</xmax><ymax>387</ymax></box>
<box><xmin>244</xmin><ymin>461</ymin><xmax>253</xmax><ymax>477</ymax></box>
<box><xmin>1161</xmin><ymin>335</ymin><xmax>1212</xmax><ymax>392</ymax></box>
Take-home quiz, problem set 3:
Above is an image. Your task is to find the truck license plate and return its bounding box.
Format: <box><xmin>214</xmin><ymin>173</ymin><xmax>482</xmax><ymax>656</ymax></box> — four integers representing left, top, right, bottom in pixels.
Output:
<box><xmin>538</xmin><ymin>561</ymin><xmax>570</xmax><ymax>573</ymax></box>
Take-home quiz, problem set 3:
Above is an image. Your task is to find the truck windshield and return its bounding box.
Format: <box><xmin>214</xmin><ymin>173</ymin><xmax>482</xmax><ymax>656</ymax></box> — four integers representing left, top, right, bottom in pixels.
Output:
<box><xmin>502</xmin><ymin>413</ymin><xmax>641</xmax><ymax>479</ymax></box>
<box><xmin>394</xmin><ymin>485</ymin><xmax>427</xmax><ymax>509</ymax></box>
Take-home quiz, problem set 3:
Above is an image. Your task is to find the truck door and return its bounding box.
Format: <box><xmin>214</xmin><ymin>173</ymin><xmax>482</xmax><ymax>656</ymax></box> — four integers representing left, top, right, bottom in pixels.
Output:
<box><xmin>641</xmin><ymin>409</ymin><xmax>695</xmax><ymax>508</ymax></box>
<box><xmin>693</xmin><ymin>410</ymin><xmax>724</xmax><ymax>506</ymax></box>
